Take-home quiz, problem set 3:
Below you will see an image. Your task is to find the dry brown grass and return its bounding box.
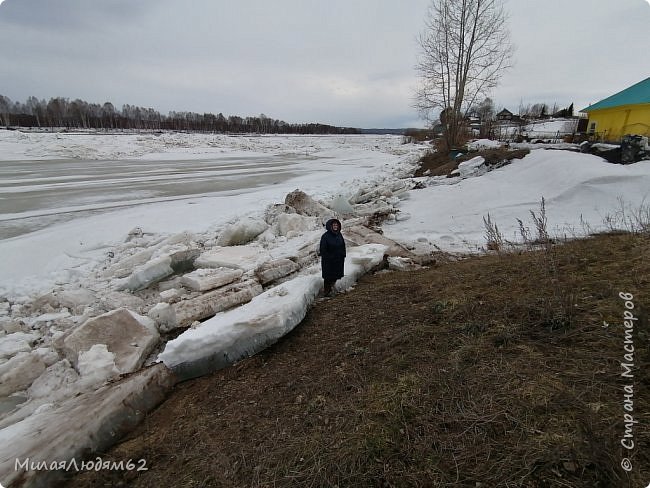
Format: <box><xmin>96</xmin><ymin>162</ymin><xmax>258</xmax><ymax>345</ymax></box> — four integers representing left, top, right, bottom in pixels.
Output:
<box><xmin>414</xmin><ymin>147</ymin><xmax>529</xmax><ymax>178</ymax></box>
<box><xmin>65</xmin><ymin>233</ymin><xmax>649</xmax><ymax>487</ymax></box>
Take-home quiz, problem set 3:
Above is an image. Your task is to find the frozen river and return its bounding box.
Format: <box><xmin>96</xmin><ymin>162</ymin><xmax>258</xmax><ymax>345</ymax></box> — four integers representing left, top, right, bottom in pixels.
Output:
<box><xmin>0</xmin><ymin>155</ymin><xmax>312</xmax><ymax>239</ymax></box>
<box><xmin>0</xmin><ymin>132</ymin><xmax>419</xmax><ymax>293</ymax></box>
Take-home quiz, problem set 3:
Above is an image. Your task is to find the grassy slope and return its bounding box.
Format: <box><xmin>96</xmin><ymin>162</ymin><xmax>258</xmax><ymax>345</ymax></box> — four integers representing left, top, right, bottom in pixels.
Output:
<box><xmin>413</xmin><ymin>147</ymin><xmax>530</xmax><ymax>177</ymax></box>
<box><xmin>67</xmin><ymin>233</ymin><xmax>649</xmax><ymax>488</ymax></box>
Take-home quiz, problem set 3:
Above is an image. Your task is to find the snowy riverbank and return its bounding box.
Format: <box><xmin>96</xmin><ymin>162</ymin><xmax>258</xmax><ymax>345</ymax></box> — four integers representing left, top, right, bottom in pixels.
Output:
<box><xmin>1</xmin><ymin>130</ymin><xmax>650</xmax><ymax>487</ymax></box>
<box><xmin>0</xmin><ymin>131</ymin><xmax>432</xmax><ymax>486</ymax></box>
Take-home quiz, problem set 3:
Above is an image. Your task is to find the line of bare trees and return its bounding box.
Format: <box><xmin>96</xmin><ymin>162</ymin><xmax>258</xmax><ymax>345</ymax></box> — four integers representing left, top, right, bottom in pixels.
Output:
<box><xmin>0</xmin><ymin>95</ymin><xmax>359</xmax><ymax>134</ymax></box>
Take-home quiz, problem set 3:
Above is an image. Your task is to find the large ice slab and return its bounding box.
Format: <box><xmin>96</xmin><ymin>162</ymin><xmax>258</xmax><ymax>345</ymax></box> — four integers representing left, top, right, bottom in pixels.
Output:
<box><xmin>275</xmin><ymin>213</ymin><xmax>318</xmax><ymax>236</ymax></box>
<box><xmin>158</xmin><ymin>244</ymin><xmax>388</xmax><ymax>381</ymax></box>
<box><xmin>180</xmin><ymin>267</ymin><xmax>243</xmax><ymax>292</ymax></box>
<box><xmin>284</xmin><ymin>189</ymin><xmax>332</xmax><ymax>217</ymax></box>
<box><xmin>158</xmin><ymin>274</ymin><xmax>322</xmax><ymax>381</ymax></box>
<box><xmin>0</xmin><ymin>332</ymin><xmax>39</xmax><ymax>360</ymax></box>
<box><xmin>0</xmin><ymin>364</ymin><xmax>174</xmax><ymax>488</ymax></box>
<box><xmin>160</xmin><ymin>279</ymin><xmax>264</xmax><ymax>331</ymax></box>
<box><xmin>56</xmin><ymin>308</ymin><xmax>159</xmax><ymax>375</ymax></box>
<box><xmin>451</xmin><ymin>156</ymin><xmax>486</xmax><ymax>177</ymax></box>
<box><xmin>216</xmin><ymin>217</ymin><xmax>269</xmax><ymax>246</ymax></box>
<box><xmin>335</xmin><ymin>244</ymin><xmax>388</xmax><ymax>292</ymax></box>
<box><xmin>115</xmin><ymin>255</ymin><xmax>174</xmax><ymax>292</ymax></box>
<box><xmin>254</xmin><ymin>259</ymin><xmax>300</xmax><ymax>285</ymax></box>
<box><xmin>344</xmin><ymin>224</ymin><xmax>414</xmax><ymax>258</ymax></box>
<box><xmin>0</xmin><ymin>352</ymin><xmax>47</xmax><ymax>397</ymax></box>
<box><xmin>194</xmin><ymin>245</ymin><xmax>271</xmax><ymax>271</ymax></box>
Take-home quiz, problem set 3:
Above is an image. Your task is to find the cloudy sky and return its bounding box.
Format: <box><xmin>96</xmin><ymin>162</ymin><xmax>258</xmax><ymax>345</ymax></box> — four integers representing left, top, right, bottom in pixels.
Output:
<box><xmin>0</xmin><ymin>0</ymin><xmax>648</xmax><ymax>128</ymax></box>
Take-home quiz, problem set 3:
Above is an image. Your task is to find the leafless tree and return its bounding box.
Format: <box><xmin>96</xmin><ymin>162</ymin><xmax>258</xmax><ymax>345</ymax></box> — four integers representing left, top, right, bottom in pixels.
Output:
<box><xmin>476</xmin><ymin>97</ymin><xmax>495</xmax><ymax>137</ymax></box>
<box><xmin>0</xmin><ymin>95</ymin><xmax>11</xmax><ymax>126</ymax></box>
<box><xmin>415</xmin><ymin>0</ymin><xmax>513</xmax><ymax>150</ymax></box>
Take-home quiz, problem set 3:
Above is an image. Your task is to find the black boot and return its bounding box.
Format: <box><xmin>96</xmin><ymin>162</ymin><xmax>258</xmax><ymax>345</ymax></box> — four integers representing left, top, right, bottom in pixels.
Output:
<box><xmin>323</xmin><ymin>280</ymin><xmax>334</xmax><ymax>297</ymax></box>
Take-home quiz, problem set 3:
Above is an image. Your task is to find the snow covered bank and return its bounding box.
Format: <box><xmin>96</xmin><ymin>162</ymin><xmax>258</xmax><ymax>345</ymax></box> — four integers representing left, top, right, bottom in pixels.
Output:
<box><xmin>3</xmin><ymin>131</ymin><xmax>650</xmax><ymax>487</ymax></box>
<box><xmin>491</xmin><ymin>117</ymin><xmax>579</xmax><ymax>143</ymax></box>
<box><xmin>384</xmin><ymin>149</ymin><xmax>650</xmax><ymax>253</ymax></box>
<box><xmin>0</xmin><ymin>137</ymin><xmax>418</xmax><ymax>348</ymax></box>
<box><xmin>0</xmin><ymin>131</ymin><xmax>427</xmax><ymax>487</ymax></box>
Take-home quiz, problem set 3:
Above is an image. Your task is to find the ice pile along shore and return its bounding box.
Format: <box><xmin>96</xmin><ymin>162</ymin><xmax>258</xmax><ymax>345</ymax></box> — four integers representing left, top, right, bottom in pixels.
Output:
<box><xmin>0</xmin><ymin>174</ymin><xmax>427</xmax><ymax>487</ymax></box>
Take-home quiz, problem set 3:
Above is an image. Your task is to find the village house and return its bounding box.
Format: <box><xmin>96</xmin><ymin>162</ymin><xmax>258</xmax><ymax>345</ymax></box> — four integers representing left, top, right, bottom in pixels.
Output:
<box><xmin>581</xmin><ymin>77</ymin><xmax>650</xmax><ymax>142</ymax></box>
<box><xmin>496</xmin><ymin>108</ymin><xmax>514</xmax><ymax>121</ymax></box>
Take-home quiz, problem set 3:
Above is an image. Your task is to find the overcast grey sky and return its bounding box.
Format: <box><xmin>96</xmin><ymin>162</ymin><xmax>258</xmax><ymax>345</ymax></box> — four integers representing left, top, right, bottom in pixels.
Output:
<box><xmin>0</xmin><ymin>0</ymin><xmax>648</xmax><ymax>128</ymax></box>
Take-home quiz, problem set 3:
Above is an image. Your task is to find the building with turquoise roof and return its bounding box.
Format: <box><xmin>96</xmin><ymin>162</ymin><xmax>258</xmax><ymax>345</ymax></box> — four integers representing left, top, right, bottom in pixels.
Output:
<box><xmin>581</xmin><ymin>77</ymin><xmax>650</xmax><ymax>142</ymax></box>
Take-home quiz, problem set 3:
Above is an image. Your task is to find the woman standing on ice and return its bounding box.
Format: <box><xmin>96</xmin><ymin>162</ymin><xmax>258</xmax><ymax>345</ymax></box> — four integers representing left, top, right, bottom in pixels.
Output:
<box><xmin>319</xmin><ymin>218</ymin><xmax>346</xmax><ymax>297</ymax></box>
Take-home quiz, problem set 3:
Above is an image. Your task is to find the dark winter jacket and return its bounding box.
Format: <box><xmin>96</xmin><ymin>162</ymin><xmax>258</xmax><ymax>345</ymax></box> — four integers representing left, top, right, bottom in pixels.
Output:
<box><xmin>320</xmin><ymin>218</ymin><xmax>346</xmax><ymax>281</ymax></box>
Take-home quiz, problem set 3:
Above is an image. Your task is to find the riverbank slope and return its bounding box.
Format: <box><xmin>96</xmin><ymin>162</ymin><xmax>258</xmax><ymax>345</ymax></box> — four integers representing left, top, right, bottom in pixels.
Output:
<box><xmin>69</xmin><ymin>232</ymin><xmax>649</xmax><ymax>487</ymax></box>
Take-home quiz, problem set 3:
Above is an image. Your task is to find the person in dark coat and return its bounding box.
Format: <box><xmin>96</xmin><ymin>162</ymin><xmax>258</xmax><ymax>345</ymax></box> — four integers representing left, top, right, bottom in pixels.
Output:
<box><xmin>319</xmin><ymin>218</ymin><xmax>346</xmax><ymax>297</ymax></box>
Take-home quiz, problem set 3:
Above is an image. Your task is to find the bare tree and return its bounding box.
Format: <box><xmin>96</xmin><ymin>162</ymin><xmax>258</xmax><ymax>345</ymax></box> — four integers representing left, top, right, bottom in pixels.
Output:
<box><xmin>415</xmin><ymin>0</ymin><xmax>513</xmax><ymax>150</ymax></box>
<box><xmin>0</xmin><ymin>95</ymin><xmax>11</xmax><ymax>126</ymax></box>
<box><xmin>476</xmin><ymin>96</ymin><xmax>495</xmax><ymax>137</ymax></box>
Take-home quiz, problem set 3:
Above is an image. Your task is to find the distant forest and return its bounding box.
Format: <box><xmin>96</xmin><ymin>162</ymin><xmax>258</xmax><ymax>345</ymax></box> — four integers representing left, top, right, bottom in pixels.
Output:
<box><xmin>0</xmin><ymin>95</ymin><xmax>359</xmax><ymax>134</ymax></box>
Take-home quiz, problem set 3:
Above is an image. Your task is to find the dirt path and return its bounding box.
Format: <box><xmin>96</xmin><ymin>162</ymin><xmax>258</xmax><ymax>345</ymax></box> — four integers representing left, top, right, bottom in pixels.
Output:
<box><xmin>66</xmin><ymin>234</ymin><xmax>649</xmax><ymax>487</ymax></box>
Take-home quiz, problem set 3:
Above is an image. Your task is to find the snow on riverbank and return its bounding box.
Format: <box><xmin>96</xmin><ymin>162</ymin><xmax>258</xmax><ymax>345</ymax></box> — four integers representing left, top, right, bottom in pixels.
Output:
<box><xmin>384</xmin><ymin>150</ymin><xmax>650</xmax><ymax>253</ymax></box>
<box><xmin>1</xmin><ymin>129</ymin><xmax>650</xmax><ymax>487</ymax></box>
<box><xmin>0</xmin><ymin>131</ymin><xmax>423</xmax><ymax>438</ymax></box>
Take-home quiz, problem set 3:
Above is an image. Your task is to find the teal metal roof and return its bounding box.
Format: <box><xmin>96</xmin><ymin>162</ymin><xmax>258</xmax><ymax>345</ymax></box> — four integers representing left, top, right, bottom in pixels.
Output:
<box><xmin>581</xmin><ymin>77</ymin><xmax>650</xmax><ymax>112</ymax></box>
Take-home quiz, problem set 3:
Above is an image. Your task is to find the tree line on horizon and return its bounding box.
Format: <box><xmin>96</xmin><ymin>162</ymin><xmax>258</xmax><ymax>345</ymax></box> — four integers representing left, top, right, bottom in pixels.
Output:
<box><xmin>0</xmin><ymin>95</ymin><xmax>359</xmax><ymax>134</ymax></box>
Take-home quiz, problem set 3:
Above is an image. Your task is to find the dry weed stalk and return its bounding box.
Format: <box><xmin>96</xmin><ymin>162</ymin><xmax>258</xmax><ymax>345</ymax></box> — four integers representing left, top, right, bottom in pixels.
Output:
<box><xmin>603</xmin><ymin>196</ymin><xmax>650</xmax><ymax>235</ymax></box>
<box><xmin>486</xmin><ymin>198</ymin><xmax>579</xmax><ymax>330</ymax></box>
<box><xmin>483</xmin><ymin>213</ymin><xmax>504</xmax><ymax>252</ymax></box>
